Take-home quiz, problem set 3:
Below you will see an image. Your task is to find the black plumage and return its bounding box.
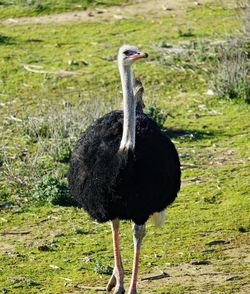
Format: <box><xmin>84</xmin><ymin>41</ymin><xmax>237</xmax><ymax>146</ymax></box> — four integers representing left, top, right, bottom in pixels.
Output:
<box><xmin>68</xmin><ymin>110</ymin><xmax>181</xmax><ymax>225</ymax></box>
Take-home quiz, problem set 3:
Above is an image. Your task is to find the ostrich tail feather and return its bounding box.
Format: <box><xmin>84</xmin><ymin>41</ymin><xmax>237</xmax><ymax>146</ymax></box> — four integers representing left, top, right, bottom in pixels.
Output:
<box><xmin>151</xmin><ymin>210</ymin><xmax>166</xmax><ymax>227</ymax></box>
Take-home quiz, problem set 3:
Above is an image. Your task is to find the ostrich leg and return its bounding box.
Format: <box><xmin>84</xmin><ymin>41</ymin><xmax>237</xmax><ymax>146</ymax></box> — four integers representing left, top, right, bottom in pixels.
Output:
<box><xmin>128</xmin><ymin>223</ymin><xmax>146</xmax><ymax>294</ymax></box>
<box><xmin>106</xmin><ymin>219</ymin><xmax>125</xmax><ymax>294</ymax></box>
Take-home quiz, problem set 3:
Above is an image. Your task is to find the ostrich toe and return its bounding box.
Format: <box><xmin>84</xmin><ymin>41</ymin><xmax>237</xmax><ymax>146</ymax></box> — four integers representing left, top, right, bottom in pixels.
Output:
<box><xmin>106</xmin><ymin>273</ymin><xmax>116</xmax><ymax>291</ymax></box>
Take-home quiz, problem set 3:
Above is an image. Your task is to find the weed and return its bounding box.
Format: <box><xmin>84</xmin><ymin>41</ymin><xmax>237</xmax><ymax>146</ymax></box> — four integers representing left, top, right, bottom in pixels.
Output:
<box><xmin>158</xmin><ymin>40</ymin><xmax>173</xmax><ymax>49</ymax></box>
<box><xmin>94</xmin><ymin>262</ymin><xmax>113</xmax><ymax>275</ymax></box>
<box><xmin>0</xmin><ymin>34</ymin><xmax>15</xmax><ymax>45</ymax></box>
<box><xmin>212</xmin><ymin>41</ymin><xmax>250</xmax><ymax>103</ymax></box>
<box><xmin>33</xmin><ymin>175</ymin><xmax>76</xmax><ymax>206</ymax></box>
<box><xmin>144</xmin><ymin>104</ymin><xmax>169</xmax><ymax>128</ymax></box>
<box><xmin>178</xmin><ymin>28</ymin><xmax>195</xmax><ymax>38</ymax></box>
<box><xmin>238</xmin><ymin>224</ymin><xmax>250</xmax><ymax>233</ymax></box>
<box><xmin>25</xmin><ymin>0</ymin><xmax>48</xmax><ymax>12</ymax></box>
<box><xmin>203</xmin><ymin>192</ymin><xmax>222</xmax><ymax>204</ymax></box>
<box><xmin>73</xmin><ymin>227</ymin><xmax>88</xmax><ymax>234</ymax></box>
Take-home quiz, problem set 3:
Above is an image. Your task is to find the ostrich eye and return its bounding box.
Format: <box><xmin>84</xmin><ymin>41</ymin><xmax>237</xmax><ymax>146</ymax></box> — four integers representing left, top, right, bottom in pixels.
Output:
<box><xmin>124</xmin><ymin>50</ymin><xmax>136</xmax><ymax>56</ymax></box>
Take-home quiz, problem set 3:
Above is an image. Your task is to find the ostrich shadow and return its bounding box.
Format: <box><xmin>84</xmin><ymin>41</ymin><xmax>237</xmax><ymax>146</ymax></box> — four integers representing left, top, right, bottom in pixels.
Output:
<box><xmin>161</xmin><ymin>127</ymin><xmax>221</xmax><ymax>141</ymax></box>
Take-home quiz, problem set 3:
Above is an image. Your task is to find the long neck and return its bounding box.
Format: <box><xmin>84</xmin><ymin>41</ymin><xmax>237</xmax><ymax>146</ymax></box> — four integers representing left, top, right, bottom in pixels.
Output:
<box><xmin>119</xmin><ymin>63</ymin><xmax>136</xmax><ymax>152</ymax></box>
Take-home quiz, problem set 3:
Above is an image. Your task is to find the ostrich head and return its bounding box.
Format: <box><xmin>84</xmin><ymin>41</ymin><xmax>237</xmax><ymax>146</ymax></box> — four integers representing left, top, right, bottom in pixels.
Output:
<box><xmin>118</xmin><ymin>45</ymin><xmax>148</xmax><ymax>67</ymax></box>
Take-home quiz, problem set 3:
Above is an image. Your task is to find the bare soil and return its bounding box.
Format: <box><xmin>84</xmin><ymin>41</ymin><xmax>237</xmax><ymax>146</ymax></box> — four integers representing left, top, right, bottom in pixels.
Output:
<box><xmin>139</xmin><ymin>242</ymin><xmax>250</xmax><ymax>293</ymax></box>
<box><xmin>1</xmin><ymin>0</ymin><xmax>228</xmax><ymax>26</ymax></box>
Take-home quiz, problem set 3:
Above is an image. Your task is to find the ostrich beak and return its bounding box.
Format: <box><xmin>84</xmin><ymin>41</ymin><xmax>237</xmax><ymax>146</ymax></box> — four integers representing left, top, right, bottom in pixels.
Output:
<box><xmin>129</xmin><ymin>52</ymin><xmax>148</xmax><ymax>60</ymax></box>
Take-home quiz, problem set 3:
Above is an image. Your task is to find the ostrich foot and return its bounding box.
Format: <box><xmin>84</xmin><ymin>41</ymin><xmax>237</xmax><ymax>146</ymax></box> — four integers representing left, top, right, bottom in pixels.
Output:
<box><xmin>106</xmin><ymin>272</ymin><xmax>125</xmax><ymax>294</ymax></box>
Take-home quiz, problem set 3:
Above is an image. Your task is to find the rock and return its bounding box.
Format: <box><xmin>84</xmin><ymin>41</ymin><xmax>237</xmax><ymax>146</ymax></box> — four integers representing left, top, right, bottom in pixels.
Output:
<box><xmin>113</xmin><ymin>15</ymin><xmax>125</xmax><ymax>19</ymax></box>
<box><xmin>141</xmin><ymin>271</ymin><xmax>170</xmax><ymax>281</ymax></box>
<box><xmin>225</xmin><ymin>275</ymin><xmax>241</xmax><ymax>281</ymax></box>
<box><xmin>162</xmin><ymin>5</ymin><xmax>173</xmax><ymax>11</ymax></box>
<box><xmin>68</xmin><ymin>60</ymin><xmax>78</xmax><ymax>65</ymax></box>
<box><xmin>79</xmin><ymin>257</ymin><xmax>92</xmax><ymax>263</ymax></box>
<box><xmin>49</xmin><ymin>265</ymin><xmax>62</xmax><ymax>270</ymax></box>
<box><xmin>207</xmin><ymin>89</ymin><xmax>215</xmax><ymax>95</ymax></box>
<box><xmin>5</xmin><ymin>251</ymin><xmax>21</xmax><ymax>257</ymax></box>
<box><xmin>8</xmin><ymin>277</ymin><xmax>26</xmax><ymax>283</ymax></box>
<box><xmin>95</xmin><ymin>8</ymin><xmax>107</xmax><ymax>14</ymax></box>
<box><xmin>79</xmin><ymin>59</ymin><xmax>89</xmax><ymax>66</ymax></box>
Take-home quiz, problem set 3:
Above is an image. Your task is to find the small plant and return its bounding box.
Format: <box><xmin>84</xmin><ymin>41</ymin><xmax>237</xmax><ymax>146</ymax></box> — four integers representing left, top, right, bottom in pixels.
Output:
<box><xmin>33</xmin><ymin>175</ymin><xmax>76</xmax><ymax>206</ymax></box>
<box><xmin>73</xmin><ymin>227</ymin><xmax>88</xmax><ymax>235</ymax></box>
<box><xmin>0</xmin><ymin>34</ymin><xmax>15</xmax><ymax>45</ymax></box>
<box><xmin>94</xmin><ymin>262</ymin><xmax>113</xmax><ymax>275</ymax></box>
<box><xmin>144</xmin><ymin>104</ymin><xmax>168</xmax><ymax>128</ymax></box>
<box><xmin>158</xmin><ymin>40</ymin><xmax>173</xmax><ymax>48</ymax></box>
<box><xmin>178</xmin><ymin>28</ymin><xmax>195</xmax><ymax>37</ymax></box>
<box><xmin>212</xmin><ymin>43</ymin><xmax>250</xmax><ymax>103</ymax></box>
<box><xmin>23</xmin><ymin>118</ymin><xmax>50</xmax><ymax>138</ymax></box>
<box><xmin>54</xmin><ymin>143</ymin><xmax>72</xmax><ymax>163</ymax></box>
<box><xmin>238</xmin><ymin>224</ymin><xmax>250</xmax><ymax>233</ymax></box>
<box><xmin>25</xmin><ymin>0</ymin><xmax>47</xmax><ymax>12</ymax></box>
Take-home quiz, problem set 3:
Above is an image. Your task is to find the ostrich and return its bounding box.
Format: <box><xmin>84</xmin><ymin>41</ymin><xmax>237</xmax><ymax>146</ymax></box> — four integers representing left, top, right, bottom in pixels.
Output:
<box><xmin>68</xmin><ymin>45</ymin><xmax>181</xmax><ymax>294</ymax></box>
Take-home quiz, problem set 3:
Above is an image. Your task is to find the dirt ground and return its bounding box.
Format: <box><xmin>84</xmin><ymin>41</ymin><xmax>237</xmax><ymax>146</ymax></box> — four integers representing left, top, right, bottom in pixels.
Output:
<box><xmin>1</xmin><ymin>0</ymin><xmax>235</xmax><ymax>26</ymax></box>
<box><xmin>140</xmin><ymin>249</ymin><xmax>250</xmax><ymax>293</ymax></box>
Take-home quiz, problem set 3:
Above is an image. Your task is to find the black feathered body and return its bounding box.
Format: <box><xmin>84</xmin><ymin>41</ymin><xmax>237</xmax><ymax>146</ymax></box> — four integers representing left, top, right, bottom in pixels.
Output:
<box><xmin>68</xmin><ymin>110</ymin><xmax>181</xmax><ymax>225</ymax></box>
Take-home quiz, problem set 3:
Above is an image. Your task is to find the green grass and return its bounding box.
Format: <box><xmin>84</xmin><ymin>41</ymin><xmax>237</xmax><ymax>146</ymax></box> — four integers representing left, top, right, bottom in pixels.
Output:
<box><xmin>0</xmin><ymin>0</ymin><xmax>130</xmax><ymax>19</ymax></box>
<box><xmin>0</xmin><ymin>1</ymin><xmax>250</xmax><ymax>293</ymax></box>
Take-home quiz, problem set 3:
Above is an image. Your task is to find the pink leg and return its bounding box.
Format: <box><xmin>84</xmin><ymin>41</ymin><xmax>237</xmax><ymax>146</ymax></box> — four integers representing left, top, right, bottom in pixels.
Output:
<box><xmin>106</xmin><ymin>219</ymin><xmax>125</xmax><ymax>294</ymax></box>
<box><xmin>128</xmin><ymin>223</ymin><xmax>146</xmax><ymax>294</ymax></box>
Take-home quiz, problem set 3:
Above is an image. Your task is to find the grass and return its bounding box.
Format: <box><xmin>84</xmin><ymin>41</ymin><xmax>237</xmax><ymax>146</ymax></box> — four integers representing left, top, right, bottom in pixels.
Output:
<box><xmin>0</xmin><ymin>0</ymin><xmax>250</xmax><ymax>293</ymax></box>
<box><xmin>0</xmin><ymin>0</ymin><xmax>130</xmax><ymax>19</ymax></box>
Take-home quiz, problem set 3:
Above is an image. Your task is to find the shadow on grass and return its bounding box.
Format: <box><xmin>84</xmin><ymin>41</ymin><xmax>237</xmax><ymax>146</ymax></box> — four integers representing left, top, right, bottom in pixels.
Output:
<box><xmin>163</xmin><ymin>127</ymin><xmax>221</xmax><ymax>141</ymax></box>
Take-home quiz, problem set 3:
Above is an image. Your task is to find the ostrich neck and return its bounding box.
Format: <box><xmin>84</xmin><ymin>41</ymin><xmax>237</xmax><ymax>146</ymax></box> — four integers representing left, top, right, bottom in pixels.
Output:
<box><xmin>119</xmin><ymin>63</ymin><xmax>136</xmax><ymax>152</ymax></box>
